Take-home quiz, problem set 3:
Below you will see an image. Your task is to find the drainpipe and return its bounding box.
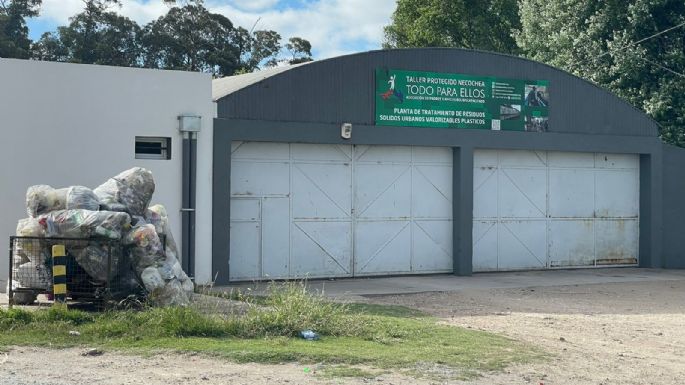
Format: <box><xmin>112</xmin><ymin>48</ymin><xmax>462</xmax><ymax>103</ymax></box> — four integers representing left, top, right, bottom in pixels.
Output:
<box><xmin>178</xmin><ymin>115</ymin><xmax>201</xmax><ymax>278</ymax></box>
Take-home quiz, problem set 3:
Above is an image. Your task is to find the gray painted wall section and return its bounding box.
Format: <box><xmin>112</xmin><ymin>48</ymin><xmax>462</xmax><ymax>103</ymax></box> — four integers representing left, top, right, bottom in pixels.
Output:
<box><xmin>639</xmin><ymin>153</ymin><xmax>664</xmax><ymax>269</ymax></box>
<box><xmin>662</xmin><ymin>144</ymin><xmax>685</xmax><ymax>268</ymax></box>
<box><xmin>213</xmin><ymin>128</ymin><xmax>231</xmax><ymax>283</ymax></box>
<box><xmin>453</xmin><ymin>147</ymin><xmax>473</xmax><ymax>275</ymax></box>
<box><xmin>212</xmin><ymin>118</ymin><xmax>665</xmax><ymax>284</ymax></box>
<box><xmin>216</xmin><ymin>49</ymin><xmax>657</xmax><ymax>138</ymax></box>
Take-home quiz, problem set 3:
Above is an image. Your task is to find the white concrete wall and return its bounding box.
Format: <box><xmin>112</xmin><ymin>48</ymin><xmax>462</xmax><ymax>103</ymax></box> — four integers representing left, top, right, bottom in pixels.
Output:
<box><xmin>0</xmin><ymin>58</ymin><xmax>215</xmax><ymax>291</ymax></box>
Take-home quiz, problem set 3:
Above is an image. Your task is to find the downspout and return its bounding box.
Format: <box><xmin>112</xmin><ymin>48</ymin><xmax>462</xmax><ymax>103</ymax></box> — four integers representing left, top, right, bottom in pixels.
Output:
<box><xmin>179</xmin><ymin>115</ymin><xmax>201</xmax><ymax>279</ymax></box>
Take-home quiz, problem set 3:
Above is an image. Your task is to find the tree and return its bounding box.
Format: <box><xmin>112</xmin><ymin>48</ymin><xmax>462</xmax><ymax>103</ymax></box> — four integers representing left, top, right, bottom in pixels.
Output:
<box><xmin>0</xmin><ymin>0</ymin><xmax>41</xmax><ymax>58</ymax></box>
<box><xmin>245</xmin><ymin>29</ymin><xmax>281</xmax><ymax>69</ymax></box>
<box><xmin>516</xmin><ymin>0</ymin><xmax>685</xmax><ymax>146</ymax></box>
<box><xmin>23</xmin><ymin>0</ymin><xmax>314</xmax><ymax>76</ymax></box>
<box><xmin>383</xmin><ymin>0</ymin><xmax>520</xmax><ymax>54</ymax></box>
<box><xmin>141</xmin><ymin>1</ymin><xmax>308</xmax><ymax>76</ymax></box>
<box><xmin>32</xmin><ymin>0</ymin><xmax>141</xmax><ymax>66</ymax></box>
<box><xmin>286</xmin><ymin>37</ymin><xmax>313</xmax><ymax>64</ymax></box>
<box><xmin>31</xmin><ymin>31</ymin><xmax>67</xmax><ymax>61</ymax></box>
<box><xmin>140</xmin><ymin>2</ymin><xmax>243</xmax><ymax>76</ymax></box>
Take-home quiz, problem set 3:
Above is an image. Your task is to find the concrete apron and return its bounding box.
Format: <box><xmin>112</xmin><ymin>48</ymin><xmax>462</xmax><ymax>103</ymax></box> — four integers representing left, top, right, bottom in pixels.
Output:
<box><xmin>212</xmin><ymin>268</ymin><xmax>685</xmax><ymax>300</ymax></box>
<box><xmin>4</xmin><ymin>268</ymin><xmax>684</xmax><ymax>305</ymax></box>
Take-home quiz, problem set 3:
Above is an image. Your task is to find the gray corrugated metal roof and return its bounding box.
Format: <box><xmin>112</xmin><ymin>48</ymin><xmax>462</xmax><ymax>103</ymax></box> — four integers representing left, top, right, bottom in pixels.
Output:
<box><xmin>212</xmin><ymin>63</ymin><xmax>309</xmax><ymax>101</ymax></box>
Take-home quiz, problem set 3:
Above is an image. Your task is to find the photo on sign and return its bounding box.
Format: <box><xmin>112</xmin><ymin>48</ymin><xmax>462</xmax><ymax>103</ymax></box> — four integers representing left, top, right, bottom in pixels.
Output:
<box><xmin>499</xmin><ymin>104</ymin><xmax>521</xmax><ymax>120</ymax></box>
<box><xmin>524</xmin><ymin>84</ymin><xmax>549</xmax><ymax>107</ymax></box>
<box><xmin>525</xmin><ymin>116</ymin><xmax>549</xmax><ymax>132</ymax></box>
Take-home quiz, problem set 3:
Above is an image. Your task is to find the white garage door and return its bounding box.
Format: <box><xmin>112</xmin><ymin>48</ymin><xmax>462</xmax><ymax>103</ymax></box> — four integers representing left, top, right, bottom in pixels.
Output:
<box><xmin>229</xmin><ymin>142</ymin><xmax>452</xmax><ymax>280</ymax></box>
<box><xmin>473</xmin><ymin>149</ymin><xmax>639</xmax><ymax>271</ymax></box>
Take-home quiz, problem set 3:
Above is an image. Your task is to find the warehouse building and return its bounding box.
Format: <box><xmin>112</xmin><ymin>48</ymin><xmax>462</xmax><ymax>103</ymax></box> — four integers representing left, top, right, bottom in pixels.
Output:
<box><xmin>211</xmin><ymin>48</ymin><xmax>685</xmax><ymax>285</ymax></box>
<box><xmin>2</xmin><ymin>48</ymin><xmax>685</xmax><ymax>290</ymax></box>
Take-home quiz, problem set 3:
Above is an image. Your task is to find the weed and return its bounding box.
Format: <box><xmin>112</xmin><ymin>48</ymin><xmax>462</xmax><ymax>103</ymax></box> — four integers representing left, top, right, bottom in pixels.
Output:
<box><xmin>318</xmin><ymin>365</ymin><xmax>380</xmax><ymax>379</ymax></box>
<box><xmin>240</xmin><ymin>281</ymin><xmax>365</xmax><ymax>338</ymax></box>
<box><xmin>0</xmin><ymin>281</ymin><xmax>544</xmax><ymax>380</ymax></box>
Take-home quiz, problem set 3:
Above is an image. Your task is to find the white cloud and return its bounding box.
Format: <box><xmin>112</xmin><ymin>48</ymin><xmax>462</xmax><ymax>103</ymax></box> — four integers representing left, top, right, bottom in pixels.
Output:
<box><xmin>209</xmin><ymin>0</ymin><xmax>396</xmax><ymax>59</ymax></box>
<box><xmin>37</xmin><ymin>0</ymin><xmax>170</xmax><ymax>25</ymax></box>
<box><xmin>34</xmin><ymin>0</ymin><xmax>397</xmax><ymax>60</ymax></box>
<box><xmin>228</xmin><ymin>0</ymin><xmax>281</xmax><ymax>12</ymax></box>
<box><xmin>39</xmin><ymin>0</ymin><xmax>85</xmax><ymax>24</ymax></box>
<box><xmin>118</xmin><ymin>1</ymin><xmax>171</xmax><ymax>24</ymax></box>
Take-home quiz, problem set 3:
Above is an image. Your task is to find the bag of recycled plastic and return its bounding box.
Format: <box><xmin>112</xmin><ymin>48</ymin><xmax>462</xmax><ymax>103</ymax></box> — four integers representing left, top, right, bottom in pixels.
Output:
<box><xmin>155</xmin><ymin>257</ymin><xmax>194</xmax><ymax>295</ymax></box>
<box><xmin>140</xmin><ymin>266</ymin><xmax>165</xmax><ymax>292</ymax></box>
<box><xmin>16</xmin><ymin>217</ymin><xmax>44</xmax><ymax>237</ymax></box>
<box><xmin>94</xmin><ymin>167</ymin><xmax>155</xmax><ymax>217</ymax></box>
<box><xmin>123</xmin><ymin>224</ymin><xmax>165</xmax><ymax>273</ymax></box>
<box><xmin>180</xmin><ymin>276</ymin><xmax>194</xmax><ymax>294</ymax></box>
<box><xmin>26</xmin><ymin>185</ymin><xmax>68</xmax><ymax>217</ymax></box>
<box><xmin>15</xmin><ymin>261</ymin><xmax>51</xmax><ymax>289</ymax></box>
<box><xmin>145</xmin><ymin>204</ymin><xmax>179</xmax><ymax>261</ymax></box>
<box><xmin>151</xmin><ymin>280</ymin><xmax>190</xmax><ymax>307</ymax></box>
<box><xmin>15</xmin><ymin>218</ymin><xmax>47</xmax><ymax>264</ymax></box>
<box><xmin>66</xmin><ymin>186</ymin><xmax>100</xmax><ymax>211</ymax></box>
<box><xmin>75</xmin><ymin>245</ymin><xmax>120</xmax><ymax>282</ymax></box>
<box><xmin>39</xmin><ymin>210</ymin><xmax>131</xmax><ymax>240</ymax></box>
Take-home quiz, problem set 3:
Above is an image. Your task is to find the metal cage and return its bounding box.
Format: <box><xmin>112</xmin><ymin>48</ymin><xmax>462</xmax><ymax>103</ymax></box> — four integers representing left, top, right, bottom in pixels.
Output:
<box><xmin>8</xmin><ymin>236</ymin><xmax>141</xmax><ymax>307</ymax></box>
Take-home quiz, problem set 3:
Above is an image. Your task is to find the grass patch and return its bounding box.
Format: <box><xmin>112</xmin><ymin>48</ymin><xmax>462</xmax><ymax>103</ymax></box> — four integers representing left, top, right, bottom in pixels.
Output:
<box><xmin>343</xmin><ymin>303</ymin><xmax>428</xmax><ymax>318</ymax></box>
<box><xmin>317</xmin><ymin>365</ymin><xmax>380</xmax><ymax>379</ymax></box>
<box><xmin>0</xmin><ymin>282</ymin><xmax>543</xmax><ymax>380</ymax></box>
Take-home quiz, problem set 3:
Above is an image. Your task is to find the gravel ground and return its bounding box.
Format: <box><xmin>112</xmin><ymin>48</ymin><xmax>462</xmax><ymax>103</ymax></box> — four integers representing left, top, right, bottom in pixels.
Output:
<box><xmin>1</xmin><ymin>278</ymin><xmax>684</xmax><ymax>384</ymax></box>
<box><xmin>366</xmin><ymin>279</ymin><xmax>685</xmax><ymax>385</ymax></box>
<box><xmin>0</xmin><ymin>347</ymin><xmax>428</xmax><ymax>385</ymax></box>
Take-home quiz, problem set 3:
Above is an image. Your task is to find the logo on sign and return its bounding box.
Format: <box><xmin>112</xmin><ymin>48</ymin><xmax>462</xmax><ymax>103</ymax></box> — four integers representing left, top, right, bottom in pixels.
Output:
<box><xmin>380</xmin><ymin>74</ymin><xmax>404</xmax><ymax>103</ymax></box>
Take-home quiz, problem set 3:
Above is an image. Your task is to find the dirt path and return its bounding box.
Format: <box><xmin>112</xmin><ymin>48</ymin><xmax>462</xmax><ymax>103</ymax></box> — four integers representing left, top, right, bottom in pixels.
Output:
<box><xmin>0</xmin><ymin>346</ymin><xmax>432</xmax><ymax>385</ymax></box>
<box><xmin>366</xmin><ymin>280</ymin><xmax>685</xmax><ymax>385</ymax></box>
<box><xmin>2</xmin><ymin>279</ymin><xmax>684</xmax><ymax>384</ymax></box>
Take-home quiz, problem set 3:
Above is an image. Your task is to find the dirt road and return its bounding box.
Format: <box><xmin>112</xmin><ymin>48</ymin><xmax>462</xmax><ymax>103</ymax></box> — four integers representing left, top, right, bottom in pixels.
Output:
<box><xmin>368</xmin><ymin>280</ymin><xmax>685</xmax><ymax>385</ymax></box>
<box><xmin>1</xmin><ymin>279</ymin><xmax>684</xmax><ymax>384</ymax></box>
<box><xmin>0</xmin><ymin>346</ymin><xmax>428</xmax><ymax>385</ymax></box>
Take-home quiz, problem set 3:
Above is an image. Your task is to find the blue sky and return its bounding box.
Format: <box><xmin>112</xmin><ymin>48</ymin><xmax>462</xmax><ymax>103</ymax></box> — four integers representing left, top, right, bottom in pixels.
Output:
<box><xmin>26</xmin><ymin>0</ymin><xmax>397</xmax><ymax>60</ymax></box>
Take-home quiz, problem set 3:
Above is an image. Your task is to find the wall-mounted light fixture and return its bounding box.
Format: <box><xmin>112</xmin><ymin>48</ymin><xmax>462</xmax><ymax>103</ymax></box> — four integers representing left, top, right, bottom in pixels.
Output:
<box><xmin>178</xmin><ymin>115</ymin><xmax>202</xmax><ymax>133</ymax></box>
<box><xmin>341</xmin><ymin>123</ymin><xmax>352</xmax><ymax>139</ymax></box>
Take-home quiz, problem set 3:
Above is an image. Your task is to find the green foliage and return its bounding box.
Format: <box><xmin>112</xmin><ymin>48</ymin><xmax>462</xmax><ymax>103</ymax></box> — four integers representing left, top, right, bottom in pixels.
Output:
<box><xmin>0</xmin><ymin>284</ymin><xmax>542</xmax><ymax>379</ymax></box>
<box><xmin>40</xmin><ymin>306</ymin><xmax>95</xmax><ymax>325</ymax></box>
<box><xmin>384</xmin><ymin>0</ymin><xmax>685</xmax><ymax>146</ymax></box>
<box><xmin>0</xmin><ymin>0</ymin><xmax>314</xmax><ymax>76</ymax></box>
<box><xmin>140</xmin><ymin>3</ymin><xmax>243</xmax><ymax>75</ymax></box>
<box><xmin>318</xmin><ymin>365</ymin><xmax>380</xmax><ymax>379</ymax></box>
<box><xmin>240</xmin><ymin>282</ymin><xmax>362</xmax><ymax>338</ymax></box>
<box><xmin>516</xmin><ymin>0</ymin><xmax>685</xmax><ymax>145</ymax></box>
<box><xmin>0</xmin><ymin>0</ymin><xmax>41</xmax><ymax>58</ymax></box>
<box><xmin>0</xmin><ymin>307</ymin><xmax>34</xmax><ymax>329</ymax></box>
<box><xmin>286</xmin><ymin>37</ymin><xmax>313</xmax><ymax>64</ymax></box>
<box><xmin>30</xmin><ymin>0</ymin><xmax>138</xmax><ymax>65</ymax></box>
<box><xmin>0</xmin><ymin>306</ymin><xmax>94</xmax><ymax>332</ymax></box>
<box><xmin>384</xmin><ymin>0</ymin><xmax>520</xmax><ymax>54</ymax></box>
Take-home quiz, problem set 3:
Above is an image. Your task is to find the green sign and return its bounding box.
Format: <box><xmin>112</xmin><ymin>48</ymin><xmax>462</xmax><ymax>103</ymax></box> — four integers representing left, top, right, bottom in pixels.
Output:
<box><xmin>375</xmin><ymin>68</ymin><xmax>549</xmax><ymax>132</ymax></box>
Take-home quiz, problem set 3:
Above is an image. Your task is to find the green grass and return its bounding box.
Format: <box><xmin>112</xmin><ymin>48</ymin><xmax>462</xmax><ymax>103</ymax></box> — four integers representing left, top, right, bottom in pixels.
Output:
<box><xmin>317</xmin><ymin>365</ymin><xmax>381</xmax><ymax>379</ymax></box>
<box><xmin>0</xmin><ymin>283</ymin><xmax>543</xmax><ymax>380</ymax></box>
<box><xmin>343</xmin><ymin>302</ymin><xmax>429</xmax><ymax>318</ymax></box>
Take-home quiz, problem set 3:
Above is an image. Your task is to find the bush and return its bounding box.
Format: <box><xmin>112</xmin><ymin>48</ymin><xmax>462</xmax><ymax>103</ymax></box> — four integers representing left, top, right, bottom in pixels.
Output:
<box><xmin>144</xmin><ymin>307</ymin><xmax>235</xmax><ymax>338</ymax></box>
<box><xmin>238</xmin><ymin>281</ymin><xmax>367</xmax><ymax>338</ymax></box>
<box><xmin>1</xmin><ymin>281</ymin><xmax>372</xmax><ymax>340</ymax></box>
<box><xmin>38</xmin><ymin>306</ymin><xmax>94</xmax><ymax>325</ymax></box>
<box><xmin>0</xmin><ymin>308</ymin><xmax>35</xmax><ymax>329</ymax></box>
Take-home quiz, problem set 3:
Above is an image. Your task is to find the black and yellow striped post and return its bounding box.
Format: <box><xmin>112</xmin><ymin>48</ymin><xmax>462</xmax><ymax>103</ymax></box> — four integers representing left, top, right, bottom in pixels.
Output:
<box><xmin>52</xmin><ymin>245</ymin><xmax>67</xmax><ymax>306</ymax></box>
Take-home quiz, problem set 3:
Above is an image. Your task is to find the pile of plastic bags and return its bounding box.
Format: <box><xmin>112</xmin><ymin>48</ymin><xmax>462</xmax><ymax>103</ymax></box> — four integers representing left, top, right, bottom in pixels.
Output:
<box><xmin>12</xmin><ymin>167</ymin><xmax>194</xmax><ymax>306</ymax></box>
